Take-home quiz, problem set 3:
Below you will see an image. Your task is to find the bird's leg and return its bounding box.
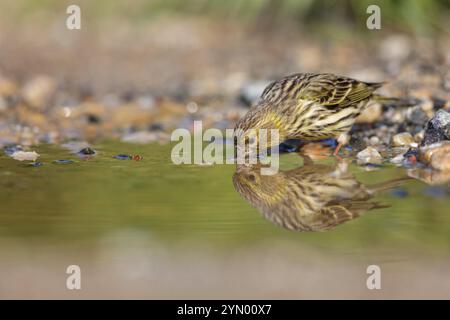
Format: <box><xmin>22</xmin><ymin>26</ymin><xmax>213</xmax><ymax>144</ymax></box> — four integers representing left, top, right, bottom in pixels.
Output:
<box><xmin>333</xmin><ymin>133</ymin><xmax>350</xmax><ymax>157</ymax></box>
<box><xmin>333</xmin><ymin>143</ymin><xmax>343</xmax><ymax>157</ymax></box>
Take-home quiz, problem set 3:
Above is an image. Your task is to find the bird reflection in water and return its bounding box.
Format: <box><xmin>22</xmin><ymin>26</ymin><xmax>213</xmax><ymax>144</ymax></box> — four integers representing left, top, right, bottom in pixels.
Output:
<box><xmin>232</xmin><ymin>158</ymin><xmax>408</xmax><ymax>232</ymax></box>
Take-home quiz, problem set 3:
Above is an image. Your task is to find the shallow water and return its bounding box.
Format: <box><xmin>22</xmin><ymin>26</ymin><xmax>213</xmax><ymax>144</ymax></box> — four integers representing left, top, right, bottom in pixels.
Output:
<box><xmin>1</xmin><ymin>141</ymin><xmax>449</xmax><ymax>298</ymax></box>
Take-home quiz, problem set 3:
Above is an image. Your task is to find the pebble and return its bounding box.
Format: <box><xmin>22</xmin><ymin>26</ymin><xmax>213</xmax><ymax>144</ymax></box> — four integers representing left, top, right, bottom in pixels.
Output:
<box><xmin>390</xmin><ymin>154</ymin><xmax>405</xmax><ymax>165</ymax></box>
<box><xmin>77</xmin><ymin>147</ymin><xmax>96</xmax><ymax>156</ymax></box>
<box><xmin>356</xmin><ymin>147</ymin><xmax>383</xmax><ymax>165</ymax></box>
<box><xmin>4</xmin><ymin>145</ymin><xmax>23</xmax><ymax>156</ymax></box>
<box><xmin>419</xmin><ymin>141</ymin><xmax>450</xmax><ymax>171</ymax></box>
<box><xmin>348</xmin><ymin>134</ymin><xmax>366</xmax><ymax>152</ymax></box>
<box><xmin>11</xmin><ymin>151</ymin><xmax>39</xmax><ymax>161</ymax></box>
<box><xmin>414</xmin><ymin>130</ymin><xmax>424</xmax><ymax>143</ymax></box>
<box><xmin>406</xmin><ymin>106</ymin><xmax>429</xmax><ymax>126</ymax></box>
<box><xmin>403</xmin><ymin>148</ymin><xmax>419</xmax><ymax>165</ymax></box>
<box><xmin>21</xmin><ymin>76</ymin><xmax>56</xmax><ymax>110</ymax></box>
<box><xmin>392</xmin><ymin>132</ymin><xmax>414</xmax><ymax>147</ymax></box>
<box><xmin>29</xmin><ymin>161</ymin><xmax>43</xmax><ymax>167</ymax></box>
<box><xmin>369</xmin><ymin>136</ymin><xmax>380</xmax><ymax>146</ymax></box>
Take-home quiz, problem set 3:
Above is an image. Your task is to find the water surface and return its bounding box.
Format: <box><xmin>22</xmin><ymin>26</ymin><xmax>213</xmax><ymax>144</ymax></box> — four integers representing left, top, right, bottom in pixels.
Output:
<box><xmin>1</xmin><ymin>141</ymin><xmax>449</xmax><ymax>298</ymax></box>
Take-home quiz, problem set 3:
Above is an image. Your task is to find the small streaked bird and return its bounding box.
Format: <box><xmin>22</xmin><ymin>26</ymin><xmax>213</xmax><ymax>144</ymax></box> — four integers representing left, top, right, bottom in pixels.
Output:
<box><xmin>232</xmin><ymin>160</ymin><xmax>408</xmax><ymax>232</ymax></box>
<box><xmin>234</xmin><ymin>73</ymin><xmax>384</xmax><ymax>156</ymax></box>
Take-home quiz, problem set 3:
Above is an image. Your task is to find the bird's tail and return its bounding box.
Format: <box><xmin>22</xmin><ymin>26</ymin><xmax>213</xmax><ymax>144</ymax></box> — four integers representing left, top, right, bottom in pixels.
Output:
<box><xmin>372</xmin><ymin>94</ymin><xmax>419</xmax><ymax>107</ymax></box>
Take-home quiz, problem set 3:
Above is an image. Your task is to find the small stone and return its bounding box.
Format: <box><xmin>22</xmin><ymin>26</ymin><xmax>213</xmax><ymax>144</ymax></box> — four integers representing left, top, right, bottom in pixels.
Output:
<box><xmin>11</xmin><ymin>151</ymin><xmax>39</xmax><ymax>161</ymax></box>
<box><xmin>419</xmin><ymin>141</ymin><xmax>450</xmax><ymax>171</ymax></box>
<box><xmin>403</xmin><ymin>148</ymin><xmax>419</xmax><ymax>163</ymax></box>
<box><xmin>369</xmin><ymin>136</ymin><xmax>380</xmax><ymax>146</ymax></box>
<box><xmin>349</xmin><ymin>136</ymin><xmax>366</xmax><ymax>152</ymax></box>
<box><xmin>149</xmin><ymin>123</ymin><xmax>164</xmax><ymax>131</ymax></box>
<box><xmin>77</xmin><ymin>147</ymin><xmax>96</xmax><ymax>155</ymax></box>
<box><xmin>21</xmin><ymin>75</ymin><xmax>56</xmax><ymax>110</ymax></box>
<box><xmin>4</xmin><ymin>145</ymin><xmax>23</xmax><ymax>156</ymax></box>
<box><xmin>379</xmin><ymin>34</ymin><xmax>411</xmax><ymax>62</ymax></box>
<box><xmin>114</xmin><ymin>154</ymin><xmax>132</xmax><ymax>160</ymax></box>
<box><xmin>444</xmin><ymin>101</ymin><xmax>450</xmax><ymax>110</ymax></box>
<box><xmin>406</xmin><ymin>106</ymin><xmax>429</xmax><ymax>126</ymax></box>
<box><xmin>29</xmin><ymin>161</ymin><xmax>43</xmax><ymax>167</ymax></box>
<box><xmin>421</xmin><ymin>109</ymin><xmax>450</xmax><ymax>146</ymax></box>
<box><xmin>390</xmin><ymin>154</ymin><xmax>405</xmax><ymax>165</ymax></box>
<box><xmin>414</xmin><ymin>130</ymin><xmax>424</xmax><ymax>143</ymax></box>
<box><xmin>356</xmin><ymin>147</ymin><xmax>383</xmax><ymax>165</ymax></box>
<box><xmin>392</xmin><ymin>132</ymin><xmax>414</xmax><ymax>147</ymax></box>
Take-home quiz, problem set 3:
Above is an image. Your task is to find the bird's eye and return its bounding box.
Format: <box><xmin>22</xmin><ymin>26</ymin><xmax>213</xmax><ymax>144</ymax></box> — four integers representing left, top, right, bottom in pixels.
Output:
<box><xmin>247</xmin><ymin>174</ymin><xmax>256</xmax><ymax>183</ymax></box>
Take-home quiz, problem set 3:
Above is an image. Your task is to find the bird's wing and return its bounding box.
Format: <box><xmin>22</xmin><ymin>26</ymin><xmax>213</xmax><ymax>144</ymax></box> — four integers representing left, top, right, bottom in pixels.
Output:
<box><xmin>261</xmin><ymin>73</ymin><xmax>382</xmax><ymax>108</ymax></box>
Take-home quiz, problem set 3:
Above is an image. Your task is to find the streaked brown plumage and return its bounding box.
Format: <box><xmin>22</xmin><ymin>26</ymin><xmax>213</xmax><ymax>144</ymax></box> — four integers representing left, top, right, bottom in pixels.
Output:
<box><xmin>234</xmin><ymin>73</ymin><xmax>384</xmax><ymax>155</ymax></box>
<box><xmin>232</xmin><ymin>160</ymin><xmax>408</xmax><ymax>232</ymax></box>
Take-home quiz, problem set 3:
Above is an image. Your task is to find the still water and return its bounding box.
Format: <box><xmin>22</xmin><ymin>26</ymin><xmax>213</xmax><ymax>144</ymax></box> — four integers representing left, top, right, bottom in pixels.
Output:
<box><xmin>0</xmin><ymin>141</ymin><xmax>449</xmax><ymax>298</ymax></box>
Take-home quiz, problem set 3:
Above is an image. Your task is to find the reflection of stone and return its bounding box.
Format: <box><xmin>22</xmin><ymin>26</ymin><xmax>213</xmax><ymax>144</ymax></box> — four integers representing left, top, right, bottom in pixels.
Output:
<box><xmin>407</xmin><ymin>167</ymin><xmax>450</xmax><ymax>186</ymax></box>
<box><xmin>232</xmin><ymin>159</ymin><xmax>408</xmax><ymax>232</ymax></box>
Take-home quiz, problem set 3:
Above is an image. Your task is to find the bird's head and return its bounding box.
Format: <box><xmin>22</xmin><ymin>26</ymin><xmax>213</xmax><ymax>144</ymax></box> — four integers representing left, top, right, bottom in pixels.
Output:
<box><xmin>233</xmin><ymin>103</ymin><xmax>284</xmax><ymax>162</ymax></box>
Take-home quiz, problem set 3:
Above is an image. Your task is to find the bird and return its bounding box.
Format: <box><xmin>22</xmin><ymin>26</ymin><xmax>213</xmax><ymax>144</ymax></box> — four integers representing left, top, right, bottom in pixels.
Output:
<box><xmin>232</xmin><ymin>159</ymin><xmax>409</xmax><ymax>232</ymax></box>
<box><xmin>234</xmin><ymin>72</ymin><xmax>384</xmax><ymax>157</ymax></box>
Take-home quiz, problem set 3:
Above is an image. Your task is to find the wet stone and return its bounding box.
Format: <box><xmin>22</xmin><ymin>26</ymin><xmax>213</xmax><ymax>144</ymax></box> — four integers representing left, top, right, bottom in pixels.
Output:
<box><xmin>419</xmin><ymin>141</ymin><xmax>450</xmax><ymax>171</ymax></box>
<box><xmin>392</xmin><ymin>132</ymin><xmax>414</xmax><ymax>147</ymax></box>
<box><xmin>407</xmin><ymin>106</ymin><xmax>429</xmax><ymax>126</ymax></box>
<box><xmin>77</xmin><ymin>147</ymin><xmax>96</xmax><ymax>156</ymax></box>
<box><xmin>3</xmin><ymin>145</ymin><xmax>23</xmax><ymax>156</ymax></box>
<box><xmin>87</xmin><ymin>114</ymin><xmax>101</xmax><ymax>124</ymax></box>
<box><xmin>421</xmin><ymin>110</ymin><xmax>450</xmax><ymax>146</ymax></box>
<box><xmin>356</xmin><ymin>147</ymin><xmax>383</xmax><ymax>165</ymax></box>
<box><xmin>149</xmin><ymin>123</ymin><xmax>164</xmax><ymax>132</ymax></box>
<box><xmin>28</xmin><ymin>161</ymin><xmax>43</xmax><ymax>167</ymax></box>
<box><xmin>403</xmin><ymin>148</ymin><xmax>419</xmax><ymax>165</ymax></box>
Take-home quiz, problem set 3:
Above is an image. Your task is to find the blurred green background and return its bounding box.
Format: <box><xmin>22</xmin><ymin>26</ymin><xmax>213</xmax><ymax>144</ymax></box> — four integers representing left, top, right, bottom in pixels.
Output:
<box><xmin>1</xmin><ymin>0</ymin><xmax>449</xmax><ymax>35</ymax></box>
